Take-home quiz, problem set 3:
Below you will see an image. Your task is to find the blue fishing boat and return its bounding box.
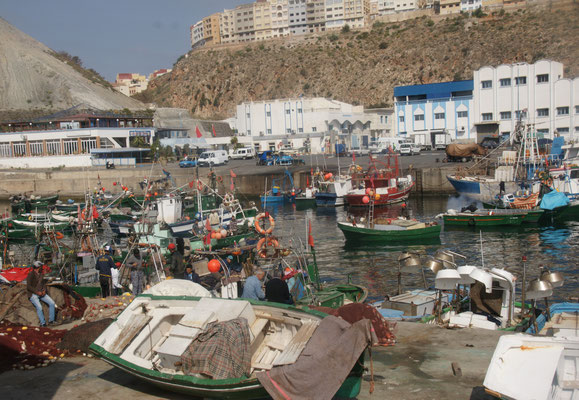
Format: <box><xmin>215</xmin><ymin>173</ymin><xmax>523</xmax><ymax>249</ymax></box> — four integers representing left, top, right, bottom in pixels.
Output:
<box><xmin>261</xmin><ymin>170</ymin><xmax>296</xmax><ymax>205</ymax></box>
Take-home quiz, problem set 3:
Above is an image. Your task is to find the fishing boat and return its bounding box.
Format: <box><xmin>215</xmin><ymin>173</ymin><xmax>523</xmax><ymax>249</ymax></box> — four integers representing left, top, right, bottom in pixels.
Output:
<box><xmin>526</xmin><ymin>302</ymin><xmax>579</xmax><ymax>336</ymax></box>
<box><xmin>0</xmin><ymin>227</ymin><xmax>35</xmax><ymax>240</ymax></box>
<box><xmin>89</xmin><ymin>294</ymin><xmax>371</xmax><ymax>399</ymax></box>
<box><xmin>442</xmin><ymin>209</ymin><xmax>525</xmax><ymax>226</ymax></box>
<box><xmin>10</xmin><ymin>194</ymin><xmax>59</xmax><ymax>212</ymax></box>
<box><xmin>338</xmin><ymin>219</ymin><xmax>441</xmax><ymax>242</ymax></box>
<box><xmin>294</xmin><ymin>187</ymin><xmax>317</xmax><ymax>209</ymax></box>
<box><xmin>483</xmin><ymin>334</ymin><xmax>579</xmax><ymax>400</ymax></box>
<box><xmin>315</xmin><ymin>174</ymin><xmax>352</xmax><ymax>207</ymax></box>
<box><xmin>260</xmin><ymin>170</ymin><xmax>296</xmax><ymax>205</ymax></box>
<box><xmin>344</xmin><ymin>156</ymin><xmax>414</xmax><ymax>207</ymax></box>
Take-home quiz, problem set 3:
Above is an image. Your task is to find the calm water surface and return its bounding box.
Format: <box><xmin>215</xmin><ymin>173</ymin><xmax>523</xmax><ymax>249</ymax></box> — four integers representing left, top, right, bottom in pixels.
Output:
<box><xmin>263</xmin><ymin>195</ymin><xmax>579</xmax><ymax>303</ymax></box>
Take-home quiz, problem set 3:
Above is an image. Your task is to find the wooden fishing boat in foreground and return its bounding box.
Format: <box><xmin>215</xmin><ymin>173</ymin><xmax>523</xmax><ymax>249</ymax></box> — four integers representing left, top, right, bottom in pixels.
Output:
<box><xmin>90</xmin><ymin>294</ymin><xmax>370</xmax><ymax>399</ymax></box>
<box><xmin>338</xmin><ymin>219</ymin><xmax>441</xmax><ymax>242</ymax></box>
<box><xmin>442</xmin><ymin>210</ymin><xmax>525</xmax><ymax>226</ymax></box>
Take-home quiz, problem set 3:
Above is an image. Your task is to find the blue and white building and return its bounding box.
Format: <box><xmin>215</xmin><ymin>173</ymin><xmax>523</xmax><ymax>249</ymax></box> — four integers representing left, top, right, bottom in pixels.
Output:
<box><xmin>394</xmin><ymin>80</ymin><xmax>475</xmax><ymax>144</ymax></box>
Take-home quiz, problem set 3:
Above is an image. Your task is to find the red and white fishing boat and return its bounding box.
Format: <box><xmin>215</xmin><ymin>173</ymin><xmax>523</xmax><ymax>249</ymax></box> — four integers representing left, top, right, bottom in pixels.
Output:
<box><xmin>344</xmin><ymin>155</ymin><xmax>414</xmax><ymax>207</ymax></box>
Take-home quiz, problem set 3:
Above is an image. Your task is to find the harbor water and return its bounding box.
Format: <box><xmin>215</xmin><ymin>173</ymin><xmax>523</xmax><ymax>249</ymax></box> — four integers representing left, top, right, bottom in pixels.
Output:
<box><xmin>259</xmin><ymin>194</ymin><xmax>579</xmax><ymax>303</ymax></box>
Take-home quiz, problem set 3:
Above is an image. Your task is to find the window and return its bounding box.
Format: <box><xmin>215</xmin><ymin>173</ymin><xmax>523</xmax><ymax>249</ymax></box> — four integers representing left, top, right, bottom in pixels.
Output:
<box><xmin>380</xmin><ymin>116</ymin><xmax>384</xmax><ymax>123</ymax></box>
<box><xmin>515</xmin><ymin>76</ymin><xmax>527</xmax><ymax>85</ymax></box>
<box><xmin>537</xmin><ymin>74</ymin><xmax>549</xmax><ymax>83</ymax></box>
<box><xmin>414</xmin><ymin>114</ymin><xmax>424</xmax><ymax>121</ymax></box>
<box><xmin>515</xmin><ymin>110</ymin><xmax>527</xmax><ymax>119</ymax></box>
<box><xmin>297</xmin><ymin>108</ymin><xmax>302</xmax><ymax>114</ymax></box>
<box><xmin>266</xmin><ymin>111</ymin><xmax>271</xmax><ymax>117</ymax></box>
<box><xmin>557</xmin><ymin>107</ymin><xmax>569</xmax><ymax>115</ymax></box>
<box><xmin>482</xmin><ymin>113</ymin><xmax>493</xmax><ymax>121</ymax></box>
<box><xmin>481</xmin><ymin>80</ymin><xmax>492</xmax><ymax>89</ymax></box>
<box><xmin>500</xmin><ymin>112</ymin><xmax>511</xmax><ymax>120</ymax></box>
<box><xmin>537</xmin><ymin>108</ymin><xmax>549</xmax><ymax>117</ymax></box>
<box><xmin>457</xmin><ymin>111</ymin><xmax>468</xmax><ymax>118</ymax></box>
<box><xmin>576</xmin><ymin>106</ymin><xmax>579</xmax><ymax>114</ymax></box>
<box><xmin>247</xmin><ymin>130</ymin><xmax>251</xmax><ymax>135</ymax></box>
<box><xmin>267</xmin><ymin>128</ymin><xmax>272</xmax><ymax>134</ymax></box>
<box><xmin>557</xmin><ymin>127</ymin><xmax>569</xmax><ymax>133</ymax></box>
<box><xmin>246</xmin><ymin>113</ymin><xmax>250</xmax><ymax>118</ymax></box>
<box><xmin>435</xmin><ymin>113</ymin><xmax>445</xmax><ymax>119</ymax></box>
<box><xmin>298</xmin><ymin>128</ymin><xmax>303</xmax><ymax>133</ymax></box>
<box><xmin>285</xmin><ymin>109</ymin><xmax>290</xmax><ymax>114</ymax></box>
<box><xmin>399</xmin><ymin>116</ymin><xmax>405</xmax><ymax>123</ymax></box>
<box><xmin>575</xmin><ymin>126</ymin><xmax>579</xmax><ymax>133</ymax></box>
<box><xmin>286</xmin><ymin>128</ymin><xmax>291</xmax><ymax>133</ymax></box>
<box><xmin>312</xmin><ymin>127</ymin><xmax>317</xmax><ymax>132</ymax></box>
<box><xmin>499</xmin><ymin>78</ymin><xmax>511</xmax><ymax>87</ymax></box>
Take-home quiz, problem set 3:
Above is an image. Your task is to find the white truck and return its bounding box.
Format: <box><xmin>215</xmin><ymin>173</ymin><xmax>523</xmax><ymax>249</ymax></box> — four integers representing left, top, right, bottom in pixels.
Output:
<box><xmin>434</xmin><ymin>133</ymin><xmax>452</xmax><ymax>150</ymax></box>
<box><xmin>411</xmin><ymin>134</ymin><xmax>431</xmax><ymax>151</ymax></box>
<box><xmin>370</xmin><ymin>137</ymin><xmax>406</xmax><ymax>154</ymax></box>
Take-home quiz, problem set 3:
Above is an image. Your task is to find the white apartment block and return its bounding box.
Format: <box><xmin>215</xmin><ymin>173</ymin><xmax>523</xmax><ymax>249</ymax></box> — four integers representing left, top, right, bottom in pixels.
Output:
<box><xmin>473</xmin><ymin>60</ymin><xmax>579</xmax><ymax>141</ymax></box>
<box><xmin>394</xmin><ymin>81</ymin><xmax>475</xmax><ymax>142</ymax></box>
<box><xmin>393</xmin><ymin>0</ymin><xmax>418</xmax><ymax>13</ymax></box>
<box><xmin>271</xmin><ymin>0</ymin><xmax>290</xmax><ymax>37</ymax></box>
<box><xmin>190</xmin><ymin>21</ymin><xmax>204</xmax><ymax>48</ymax></box>
<box><xmin>233</xmin><ymin>97</ymin><xmax>392</xmax><ymax>152</ymax></box>
<box><xmin>220</xmin><ymin>9</ymin><xmax>235</xmax><ymax>43</ymax></box>
<box><xmin>306</xmin><ymin>0</ymin><xmax>327</xmax><ymax>32</ymax></box>
<box><xmin>254</xmin><ymin>1</ymin><xmax>273</xmax><ymax>40</ymax></box>
<box><xmin>461</xmin><ymin>0</ymin><xmax>482</xmax><ymax>12</ymax></box>
<box><xmin>325</xmin><ymin>0</ymin><xmax>346</xmax><ymax>29</ymax></box>
<box><xmin>344</xmin><ymin>0</ymin><xmax>369</xmax><ymax>28</ymax></box>
<box><xmin>289</xmin><ymin>0</ymin><xmax>308</xmax><ymax>35</ymax></box>
<box><xmin>373</xmin><ymin>0</ymin><xmax>395</xmax><ymax>15</ymax></box>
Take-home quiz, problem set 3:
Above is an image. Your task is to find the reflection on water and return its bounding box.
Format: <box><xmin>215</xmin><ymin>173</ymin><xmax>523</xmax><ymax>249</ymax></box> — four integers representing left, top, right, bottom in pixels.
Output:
<box><xmin>267</xmin><ymin>195</ymin><xmax>579</xmax><ymax>302</ymax></box>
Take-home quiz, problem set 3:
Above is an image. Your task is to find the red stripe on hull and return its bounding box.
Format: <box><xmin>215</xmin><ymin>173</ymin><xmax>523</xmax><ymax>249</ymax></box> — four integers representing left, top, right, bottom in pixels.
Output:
<box><xmin>345</xmin><ymin>183</ymin><xmax>414</xmax><ymax>207</ymax></box>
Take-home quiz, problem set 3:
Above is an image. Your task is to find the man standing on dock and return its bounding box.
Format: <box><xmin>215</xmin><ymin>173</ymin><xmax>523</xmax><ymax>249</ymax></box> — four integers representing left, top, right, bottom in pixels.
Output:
<box><xmin>27</xmin><ymin>261</ymin><xmax>57</xmax><ymax>327</ymax></box>
<box><xmin>167</xmin><ymin>243</ymin><xmax>184</xmax><ymax>278</ymax></box>
<box><xmin>96</xmin><ymin>246</ymin><xmax>115</xmax><ymax>297</ymax></box>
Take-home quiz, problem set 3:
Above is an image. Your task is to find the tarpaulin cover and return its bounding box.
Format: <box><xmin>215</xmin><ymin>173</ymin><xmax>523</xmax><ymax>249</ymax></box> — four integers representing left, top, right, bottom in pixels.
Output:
<box><xmin>0</xmin><ymin>266</ymin><xmax>33</xmax><ymax>283</ymax></box>
<box><xmin>313</xmin><ymin>303</ymin><xmax>396</xmax><ymax>346</ymax></box>
<box><xmin>540</xmin><ymin>190</ymin><xmax>570</xmax><ymax>210</ymax></box>
<box><xmin>143</xmin><ymin>279</ymin><xmax>211</xmax><ymax>297</ymax></box>
<box><xmin>256</xmin><ymin>315</ymin><xmax>376</xmax><ymax>400</ymax></box>
<box><xmin>445</xmin><ymin>143</ymin><xmax>487</xmax><ymax>157</ymax></box>
<box><xmin>181</xmin><ymin>317</ymin><xmax>251</xmax><ymax>380</ymax></box>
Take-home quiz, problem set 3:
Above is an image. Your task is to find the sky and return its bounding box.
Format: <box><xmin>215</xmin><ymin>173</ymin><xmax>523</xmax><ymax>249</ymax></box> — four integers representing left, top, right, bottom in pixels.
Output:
<box><xmin>2</xmin><ymin>0</ymin><xmax>249</xmax><ymax>81</ymax></box>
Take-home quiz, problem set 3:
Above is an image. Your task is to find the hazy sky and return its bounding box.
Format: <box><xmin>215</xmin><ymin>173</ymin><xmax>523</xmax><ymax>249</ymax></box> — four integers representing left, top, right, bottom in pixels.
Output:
<box><xmin>2</xmin><ymin>0</ymin><xmax>249</xmax><ymax>81</ymax></box>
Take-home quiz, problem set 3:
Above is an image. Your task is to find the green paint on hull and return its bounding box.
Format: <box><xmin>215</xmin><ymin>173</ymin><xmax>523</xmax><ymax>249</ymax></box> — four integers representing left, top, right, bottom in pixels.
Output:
<box><xmin>338</xmin><ymin>222</ymin><xmax>442</xmax><ymax>242</ymax></box>
<box><xmin>443</xmin><ymin>214</ymin><xmax>523</xmax><ymax>226</ymax></box>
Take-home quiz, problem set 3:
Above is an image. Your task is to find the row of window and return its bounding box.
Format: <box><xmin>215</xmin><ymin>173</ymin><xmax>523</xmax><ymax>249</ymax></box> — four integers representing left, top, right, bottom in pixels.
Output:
<box><xmin>483</xmin><ymin>107</ymin><xmax>573</xmax><ymax>121</ymax></box>
<box><xmin>399</xmin><ymin>111</ymin><xmax>468</xmax><ymax>123</ymax></box>
<box><xmin>481</xmin><ymin>74</ymin><xmax>549</xmax><ymax>89</ymax></box>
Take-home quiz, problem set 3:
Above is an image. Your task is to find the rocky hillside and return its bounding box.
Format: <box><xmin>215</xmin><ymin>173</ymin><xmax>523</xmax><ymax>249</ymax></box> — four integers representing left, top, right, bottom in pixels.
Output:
<box><xmin>142</xmin><ymin>4</ymin><xmax>579</xmax><ymax>119</ymax></box>
<box><xmin>0</xmin><ymin>17</ymin><xmax>143</xmax><ymax>117</ymax></box>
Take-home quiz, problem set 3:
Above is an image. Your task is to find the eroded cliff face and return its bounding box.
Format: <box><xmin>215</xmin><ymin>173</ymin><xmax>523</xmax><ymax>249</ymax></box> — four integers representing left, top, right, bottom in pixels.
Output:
<box><xmin>143</xmin><ymin>6</ymin><xmax>578</xmax><ymax>119</ymax></box>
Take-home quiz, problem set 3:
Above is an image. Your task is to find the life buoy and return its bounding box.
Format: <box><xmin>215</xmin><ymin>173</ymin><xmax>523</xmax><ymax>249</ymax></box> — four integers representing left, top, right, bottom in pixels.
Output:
<box><xmin>255</xmin><ymin>213</ymin><xmax>275</xmax><ymax>235</ymax></box>
<box><xmin>216</xmin><ymin>176</ymin><xmax>223</xmax><ymax>183</ymax></box>
<box><xmin>81</xmin><ymin>236</ymin><xmax>92</xmax><ymax>252</ymax></box>
<box><xmin>468</xmin><ymin>218</ymin><xmax>476</xmax><ymax>226</ymax></box>
<box><xmin>546</xmin><ymin>177</ymin><xmax>553</xmax><ymax>187</ymax></box>
<box><xmin>55</xmin><ymin>231</ymin><xmax>64</xmax><ymax>240</ymax></box>
<box><xmin>256</xmin><ymin>237</ymin><xmax>279</xmax><ymax>258</ymax></box>
<box><xmin>197</xmin><ymin>180</ymin><xmax>203</xmax><ymax>191</ymax></box>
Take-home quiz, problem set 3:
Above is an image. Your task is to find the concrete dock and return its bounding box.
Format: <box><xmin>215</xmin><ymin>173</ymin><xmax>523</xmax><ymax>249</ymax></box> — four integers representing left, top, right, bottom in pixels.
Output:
<box><xmin>0</xmin><ymin>321</ymin><xmax>503</xmax><ymax>400</ymax></box>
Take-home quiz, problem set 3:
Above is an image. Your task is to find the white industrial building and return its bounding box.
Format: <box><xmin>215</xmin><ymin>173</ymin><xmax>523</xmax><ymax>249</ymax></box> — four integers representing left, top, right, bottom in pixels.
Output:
<box><xmin>394</xmin><ymin>80</ymin><xmax>475</xmax><ymax>145</ymax></box>
<box><xmin>460</xmin><ymin>0</ymin><xmax>482</xmax><ymax>12</ymax></box>
<box><xmin>473</xmin><ymin>60</ymin><xmax>579</xmax><ymax>141</ymax></box>
<box><xmin>233</xmin><ymin>97</ymin><xmax>393</xmax><ymax>153</ymax></box>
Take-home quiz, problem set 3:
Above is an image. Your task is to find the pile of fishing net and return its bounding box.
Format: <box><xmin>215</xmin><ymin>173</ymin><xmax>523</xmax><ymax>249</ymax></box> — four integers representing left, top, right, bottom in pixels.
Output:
<box><xmin>82</xmin><ymin>293</ymin><xmax>134</xmax><ymax>322</ymax></box>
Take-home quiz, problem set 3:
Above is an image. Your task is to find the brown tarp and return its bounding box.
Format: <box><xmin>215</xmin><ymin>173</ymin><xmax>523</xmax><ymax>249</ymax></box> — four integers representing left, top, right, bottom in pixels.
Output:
<box><xmin>0</xmin><ymin>283</ymin><xmax>87</xmax><ymax>326</ymax></box>
<box><xmin>256</xmin><ymin>315</ymin><xmax>376</xmax><ymax>400</ymax></box>
<box><xmin>446</xmin><ymin>143</ymin><xmax>487</xmax><ymax>157</ymax></box>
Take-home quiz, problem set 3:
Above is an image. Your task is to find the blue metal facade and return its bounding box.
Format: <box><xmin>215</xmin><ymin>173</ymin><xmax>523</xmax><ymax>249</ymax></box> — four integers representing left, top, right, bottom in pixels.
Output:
<box><xmin>394</xmin><ymin>80</ymin><xmax>474</xmax><ymax>100</ymax></box>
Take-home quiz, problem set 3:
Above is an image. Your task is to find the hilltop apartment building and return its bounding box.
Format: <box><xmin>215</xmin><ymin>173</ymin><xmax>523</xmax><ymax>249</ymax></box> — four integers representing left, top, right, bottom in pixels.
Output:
<box><xmin>112</xmin><ymin>69</ymin><xmax>172</xmax><ymax>97</ymax></box>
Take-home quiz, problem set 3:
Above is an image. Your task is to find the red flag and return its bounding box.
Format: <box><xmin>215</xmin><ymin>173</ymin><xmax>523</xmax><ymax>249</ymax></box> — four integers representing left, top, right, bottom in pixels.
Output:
<box><xmin>205</xmin><ymin>218</ymin><xmax>211</xmax><ymax>232</ymax></box>
<box><xmin>306</xmin><ymin>176</ymin><xmax>310</xmax><ymax>187</ymax></box>
<box><xmin>204</xmin><ymin>233</ymin><xmax>211</xmax><ymax>245</ymax></box>
<box><xmin>230</xmin><ymin>169</ymin><xmax>237</xmax><ymax>178</ymax></box>
<box><xmin>308</xmin><ymin>221</ymin><xmax>314</xmax><ymax>248</ymax></box>
<box><xmin>212</xmin><ymin>124</ymin><xmax>216</xmax><ymax>137</ymax></box>
<box><xmin>352</xmin><ymin>152</ymin><xmax>356</xmax><ymax>163</ymax></box>
<box><xmin>196</xmin><ymin>126</ymin><xmax>202</xmax><ymax>138</ymax></box>
<box><xmin>189</xmin><ymin>181</ymin><xmax>195</xmax><ymax>188</ymax></box>
<box><xmin>230</xmin><ymin>177</ymin><xmax>235</xmax><ymax>192</ymax></box>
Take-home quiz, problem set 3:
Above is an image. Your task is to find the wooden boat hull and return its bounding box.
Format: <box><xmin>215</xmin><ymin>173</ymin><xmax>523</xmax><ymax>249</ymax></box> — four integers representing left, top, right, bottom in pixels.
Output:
<box><xmin>443</xmin><ymin>214</ymin><xmax>523</xmax><ymax>226</ymax></box>
<box><xmin>338</xmin><ymin>221</ymin><xmax>441</xmax><ymax>241</ymax></box>
<box><xmin>89</xmin><ymin>295</ymin><xmax>341</xmax><ymax>400</ymax></box>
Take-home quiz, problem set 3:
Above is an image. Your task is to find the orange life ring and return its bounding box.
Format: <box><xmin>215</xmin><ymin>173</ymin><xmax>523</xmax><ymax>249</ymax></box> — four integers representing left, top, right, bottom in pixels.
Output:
<box><xmin>256</xmin><ymin>237</ymin><xmax>279</xmax><ymax>258</ymax></box>
<box><xmin>55</xmin><ymin>231</ymin><xmax>64</xmax><ymax>240</ymax></box>
<box><xmin>255</xmin><ymin>213</ymin><xmax>275</xmax><ymax>235</ymax></box>
<box><xmin>197</xmin><ymin>180</ymin><xmax>203</xmax><ymax>191</ymax></box>
<box><xmin>216</xmin><ymin>176</ymin><xmax>223</xmax><ymax>183</ymax></box>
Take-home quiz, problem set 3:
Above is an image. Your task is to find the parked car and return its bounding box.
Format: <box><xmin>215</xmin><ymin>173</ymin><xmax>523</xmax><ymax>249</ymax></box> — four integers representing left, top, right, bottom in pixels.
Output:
<box><xmin>179</xmin><ymin>157</ymin><xmax>198</xmax><ymax>168</ymax></box>
<box><xmin>197</xmin><ymin>150</ymin><xmax>229</xmax><ymax>167</ymax></box>
<box><xmin>349</xmin><ymin>147</ymin><xmax>370</xmax><ymax>156</ymax></box>
<box><xmin>257</xmin><ymin>151</ymin><xmax>275</xmax><ymax>165</ymax></box>
<box><xmin>399</xmin><ymin>143</ymin><xmax>420</xmax><ymax>156</ymax></box>
<box><xmin>230</xmin><ymin>147</ymin><xmax>255</xmax><ymax>160</ymax></box>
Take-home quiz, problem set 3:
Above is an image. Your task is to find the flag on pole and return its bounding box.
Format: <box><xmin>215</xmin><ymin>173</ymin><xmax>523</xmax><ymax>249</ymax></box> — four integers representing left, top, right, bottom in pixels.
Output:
<box><xmin>352</xmin><ymin>152</ymin><xmax>356</xmax><ymax>163</ymax></box>
<box><xmin>195</xmin><ymin>126</ymin><xmax>202</xmax><ymax>138</ymax></box>
<box><xmin>205</xmin><ymin>217</ymin><xmax>211</xmax><ymax>232</ymax></box>
<box><xmin>308</xmin><ymin>221</ymin><xmax>315</xmax><ymax>248</ymax></box>
<box><xmin>212</xmin><ymin>124</ymin><xmax>216</xmax><ymax>137</ymax></box>
<box><xmin>230</xmin><ymin>169</ymin><xmax>237</xmax><ymax>178</ymax></box>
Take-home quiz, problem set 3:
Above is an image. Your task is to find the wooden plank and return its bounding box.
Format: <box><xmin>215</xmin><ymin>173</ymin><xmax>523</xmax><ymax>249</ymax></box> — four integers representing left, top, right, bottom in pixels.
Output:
<box><xmin>254</xmin><ymin>311</ymin><xmax>303</xmax><ymax>326</ymax></box>
<box><xmin>108</xmin><ymin>314</ymin><xmax>152</xmax><ymax>354</ymax></box>
<box><xmin>272</xmin><ymin>320</ymin><xmax>319</xmax><ymax>366</ymax></box>
<box><xmin>252</xmin><ymin>362</ymin><xmax>273</xmax><ymax>371</ymax></box>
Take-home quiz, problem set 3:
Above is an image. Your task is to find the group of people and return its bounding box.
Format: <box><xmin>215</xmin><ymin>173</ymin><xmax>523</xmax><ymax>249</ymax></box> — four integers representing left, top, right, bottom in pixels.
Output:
<box><xmin>240</xmin><ymin>268</ymin><xmax>294</xmax><ymax>305</ymax></box>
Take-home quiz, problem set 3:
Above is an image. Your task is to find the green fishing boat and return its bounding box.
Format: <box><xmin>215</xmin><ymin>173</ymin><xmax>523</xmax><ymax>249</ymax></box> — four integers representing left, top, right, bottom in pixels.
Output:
<box><xmin>338</xmin><ymin>220</ymin><xmax>442</xmax><ymax>242</ymax></box>
<box><xmin>89</xmin><ymin>295</ymin><xmax>369</xmax><ymax>399</ymax></box>
<box><xmin>10</xmin><ymin>194</ymin><xmax>59</xmax><ymax>212</ymax></box>
<box><xmin>0</xmin><ymin>228</ymin><xmax>34</xmax><ymax>240</ymax></box>
<box><xmin>443</xmin><ymin>212</ymin><xmax>524</xmax><ymax>226</ymax></box>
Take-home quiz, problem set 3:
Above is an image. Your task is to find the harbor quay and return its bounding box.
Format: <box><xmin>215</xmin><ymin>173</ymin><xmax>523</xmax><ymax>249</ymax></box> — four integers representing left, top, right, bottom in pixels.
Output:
<box><xmin>0</xmin><ymin>320</ymin><xmax>504</xmax><ymax>400</ymax></box>
<box><xmin>0</xmin><ymin>153</ymin><xmax>460</xmax><ymax>199</ymax></box>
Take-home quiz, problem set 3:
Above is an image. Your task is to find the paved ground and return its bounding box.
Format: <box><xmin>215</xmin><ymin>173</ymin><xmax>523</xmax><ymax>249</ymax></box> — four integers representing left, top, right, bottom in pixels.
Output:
<box><xmin>0</xmin><ymin>321</ymin><xmax>504</xmax><ymax>400</ymax></box>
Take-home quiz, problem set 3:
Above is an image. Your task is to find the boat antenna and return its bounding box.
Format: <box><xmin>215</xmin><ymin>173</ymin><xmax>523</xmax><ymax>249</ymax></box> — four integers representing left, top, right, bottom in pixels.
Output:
<box><xmin>479</xmin><ymin>230</ymin><xmax>485</xmax><ymax>269</ymax></box>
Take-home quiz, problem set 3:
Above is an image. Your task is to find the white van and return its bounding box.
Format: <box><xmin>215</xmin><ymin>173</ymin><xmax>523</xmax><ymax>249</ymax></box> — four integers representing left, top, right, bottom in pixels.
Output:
<box><xmin>230</xmin><ymin>147</ymin><xmax>255</xmax><ymax>160</ymax></box>
<box><xmin>198</xmin><ymin>150</ymin><xmax>229</xmax><ymax>167</ymax></box>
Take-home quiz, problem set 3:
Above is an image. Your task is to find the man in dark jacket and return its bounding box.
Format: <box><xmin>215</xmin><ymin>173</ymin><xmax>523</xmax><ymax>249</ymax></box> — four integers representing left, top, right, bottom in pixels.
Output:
<box><xmin>184</xmin><ymin>265</ymin><xmax>201</xmax><ymax>283</ymax></box>
<box><xmin>265</xmin><ymin>269</ymin><xmax>293</xmax><ymax>304</ymax></box>
<box><xmin>26</xmin><ymin>261</ymin><xmax>57</xmax><ymax>326</ymax></box>
<box><xmin>96</xmin><ymin>246</ymin><xmax>116</xmax><ymax>297</ymax></box>
<box><xmin>168</xmin><ymin>243</ymin><xmax>185</xmax><ymax>278</ymax></box>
